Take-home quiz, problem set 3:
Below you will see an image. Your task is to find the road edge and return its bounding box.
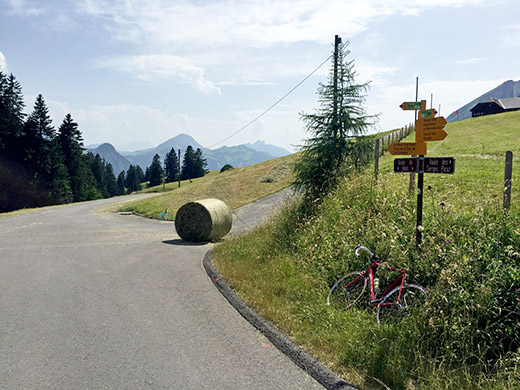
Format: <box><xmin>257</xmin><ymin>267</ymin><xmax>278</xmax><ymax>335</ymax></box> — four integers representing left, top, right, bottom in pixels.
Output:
<box><xmin>203</xmin><ymin>250</ymin><xmax>357</xmax><ymax>390</ymax></box>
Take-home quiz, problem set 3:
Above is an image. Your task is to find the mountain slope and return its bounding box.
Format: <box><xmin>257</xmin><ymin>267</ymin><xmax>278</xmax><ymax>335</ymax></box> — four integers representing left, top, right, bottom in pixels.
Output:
<box><xmin>121</xmin><ymin>133</ymin><xmax>280</xmax><ymax>171</ymax></box>
<box><xmin>446</xmin><ymin>79</ymin><xmax>520</xmax><ymax>123</ymax></box>
<box><xmin>244</xmin><ymin>141</ymin><xmax>290</xmax><ymax>157</ymax></box>
<box><xmin>88</xmin><ymin>143</ymin><xmax>132</xmax><ymax>175</ymax></box>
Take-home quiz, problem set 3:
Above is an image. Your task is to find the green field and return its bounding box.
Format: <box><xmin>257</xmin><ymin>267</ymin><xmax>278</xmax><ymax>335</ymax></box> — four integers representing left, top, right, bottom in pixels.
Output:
<box><xmin>211</xmin><ymin>112</ymin><xmax>520</xmax><ymax>390</ymax></box>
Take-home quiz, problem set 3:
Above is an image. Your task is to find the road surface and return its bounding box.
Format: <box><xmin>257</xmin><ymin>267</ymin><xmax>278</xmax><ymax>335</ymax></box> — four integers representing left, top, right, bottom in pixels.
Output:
<box><xmin>0</xmin><ymin>194</ymin><xmax>324</xmax><ymax>389</ymax></box>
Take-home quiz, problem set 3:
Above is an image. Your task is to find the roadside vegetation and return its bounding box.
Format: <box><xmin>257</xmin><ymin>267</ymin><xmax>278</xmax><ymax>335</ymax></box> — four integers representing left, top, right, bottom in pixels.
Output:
<box><xmin>212</xmin><ymin>111</ymin><xmax>520</xmax><ymax>389</ymax></box>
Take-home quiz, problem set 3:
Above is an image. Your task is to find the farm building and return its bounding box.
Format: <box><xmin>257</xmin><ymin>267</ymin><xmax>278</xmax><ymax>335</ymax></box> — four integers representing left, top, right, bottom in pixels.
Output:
<box><xmin>470</xmin><ymin>97</ymin><xmax>520</xmax><ymax>117</ymax></box>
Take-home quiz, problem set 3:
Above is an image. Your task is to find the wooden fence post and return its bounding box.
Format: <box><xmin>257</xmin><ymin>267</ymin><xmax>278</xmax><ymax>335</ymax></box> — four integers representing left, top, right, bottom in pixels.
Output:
<box><xmin>504</xmin><ymin>151</ymin><xmax>513</xmax><ymax>211</ymax></box>
<box><xmin>374</xmin><ymin>139</ymin><xmax>380</xmax><ymax>182</ymax></box>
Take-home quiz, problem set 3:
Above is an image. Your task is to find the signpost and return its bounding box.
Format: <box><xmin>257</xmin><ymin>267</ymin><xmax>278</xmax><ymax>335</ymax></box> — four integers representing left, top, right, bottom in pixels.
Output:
<box><xmin>391</xmin><ymin>91</ymin><xmax>455</xmax><ymax>247</ymax></box>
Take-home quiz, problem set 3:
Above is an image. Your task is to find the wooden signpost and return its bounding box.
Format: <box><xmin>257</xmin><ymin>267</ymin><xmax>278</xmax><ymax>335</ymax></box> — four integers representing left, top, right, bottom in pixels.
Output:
<box><xmin>389</xmin><ymin>95</ymin><xmax>455</xmax><ymax>246</ymax></box>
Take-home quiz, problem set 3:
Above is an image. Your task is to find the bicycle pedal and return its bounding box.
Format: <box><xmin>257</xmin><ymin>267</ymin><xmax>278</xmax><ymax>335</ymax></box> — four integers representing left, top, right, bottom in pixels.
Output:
<box><xmin>370</xmin><ymin>298</ymin><xmax>383</xmax><ymax>304</ymax></box>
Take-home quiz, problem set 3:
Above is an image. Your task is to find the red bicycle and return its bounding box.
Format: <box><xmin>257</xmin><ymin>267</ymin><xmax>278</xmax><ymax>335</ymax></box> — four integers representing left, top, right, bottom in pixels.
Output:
<box><xmin>327</xmin><ymin>245</ymin><xmax>428</xmax><ymax>324</ymax></box>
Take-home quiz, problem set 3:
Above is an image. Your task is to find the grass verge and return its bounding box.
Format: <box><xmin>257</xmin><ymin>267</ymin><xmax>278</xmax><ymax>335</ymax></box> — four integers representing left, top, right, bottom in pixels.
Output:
<box><xmin>212</xmin><ymin>113</ymin><xmax>520</xmax><ymax>389</ymax></box>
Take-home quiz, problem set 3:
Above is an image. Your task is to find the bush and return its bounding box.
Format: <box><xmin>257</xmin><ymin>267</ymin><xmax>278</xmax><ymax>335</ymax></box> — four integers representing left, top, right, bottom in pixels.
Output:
<box><xmin>220</xmin><ymin>164</ymin><xmax>234</xmax><ymax>173</ymax></box>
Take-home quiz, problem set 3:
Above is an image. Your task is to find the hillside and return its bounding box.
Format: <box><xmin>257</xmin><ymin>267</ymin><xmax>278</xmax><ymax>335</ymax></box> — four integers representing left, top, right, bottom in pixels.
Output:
<box><xmin>446</xmin><ymin>79</ymin><xmax>520</xmax><ymax>122</ymax></box>
<box><xmin>210</xmin><ymin>112</ymin><xmax>520</xmax><ymax>390</ymax></box>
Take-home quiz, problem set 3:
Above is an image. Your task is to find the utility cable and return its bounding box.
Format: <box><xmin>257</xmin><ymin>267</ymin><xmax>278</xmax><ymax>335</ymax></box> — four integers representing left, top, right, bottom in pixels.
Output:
<box><xmin>208</xmin><ymin>55</ymin><xmax>332</xmax><ymax>149</ymax></box>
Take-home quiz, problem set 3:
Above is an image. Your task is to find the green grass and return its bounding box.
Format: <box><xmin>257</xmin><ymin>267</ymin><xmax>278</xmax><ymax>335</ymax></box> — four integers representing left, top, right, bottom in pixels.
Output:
<box><xmin>211</xmin><ymin>111</ymin><xmax>520</xmax><ymax>390</ymax></box>
<box><xmin>119</xmin><ymin>154</ymin><xmax>296</xmax><ymax>219</ymax></box>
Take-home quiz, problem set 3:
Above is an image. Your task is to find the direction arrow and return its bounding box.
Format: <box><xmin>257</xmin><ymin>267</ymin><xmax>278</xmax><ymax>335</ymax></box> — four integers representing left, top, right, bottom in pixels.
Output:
<box><xmin>420</xmin><ymin>109</ymin><xmax>438</xmax><ymax>118</ymax></box>
<box><xmin>400</xmin><ymin>101</ymin><xmax>426</xmax><ymax>111</ymax></box>
<box><xmin>416</xmin><ymin>116</ymin><xmax>448</xmax><ymax>142</ymax></box>
<box><xmin>388</xmin><ymin>142</ymin><xmax>427</xmax><ymax>156</ymax></box>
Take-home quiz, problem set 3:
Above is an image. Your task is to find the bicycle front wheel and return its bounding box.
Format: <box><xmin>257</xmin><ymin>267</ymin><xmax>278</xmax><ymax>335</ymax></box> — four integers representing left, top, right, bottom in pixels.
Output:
<box><xmin>376</xmin><ymin>283</ymin><xmax>428</xmax><ymax>324</ymax></box>
<box><xmin>327</xmin><ymin>272</ymin><xmax>367</xmax><ymax>310</ymax></box>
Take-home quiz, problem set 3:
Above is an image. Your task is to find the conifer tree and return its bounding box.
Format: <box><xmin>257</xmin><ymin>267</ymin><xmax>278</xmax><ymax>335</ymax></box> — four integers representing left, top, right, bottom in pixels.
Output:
<box><xmin>181</xmin><ymin>145</ymin><xmax>196</xmax><ymax>180</ymax></box>
<box><xmin>25</xmin><ymin>94</ymin><xmax>56</xmax><ymax>181</ymax></box>
<box><xmin>0</xmin><ymin>72</ymin><xmax>26</xmax><ymax>159</ymax></box>
<box><xmin>164</xmin><ymin>147</ymin><xmax>179</xmax><ymax>183</ymax></box>
<box><xmin>58</xmin><ymin>114</ymin><xmax>98</xmax><ymax>201</ymax></box>
<box><xmin>147</xmin><ymin>153</ymin><xmax>164</xmax><ymax>187</ymax></box>
<box><xmin>117</xmin><ymin>171</ymin><xmax>126</xmax><ymax>195</ymax></box>
<box><xmin>293</xmin><ymin>37</ymin><xmax>377</xmax><ymax>202</ymax></box>
<box><xmin>193</xmin><ymin>148</ymin><xmax>208</xmax><ymax>178</ymax></box>
<box><xmin>104</xmin><ymin>162</ymin><xmax>119</xmax><ymax>197</ymax></box>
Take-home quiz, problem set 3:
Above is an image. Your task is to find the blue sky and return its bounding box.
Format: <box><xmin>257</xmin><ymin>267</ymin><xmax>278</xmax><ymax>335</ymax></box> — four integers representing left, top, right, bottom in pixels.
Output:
<box><xmin>1</xmin><ymin>0</ymin><xmax>519</xmax><ymax>152</ymax></box>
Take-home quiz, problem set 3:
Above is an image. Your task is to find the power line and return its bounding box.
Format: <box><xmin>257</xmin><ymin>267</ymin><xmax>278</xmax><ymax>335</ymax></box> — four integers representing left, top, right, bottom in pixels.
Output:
<box><xmin>208</xmin><ymin>55</ymin><xmax>332</xmax><ymax>149</ymax></box>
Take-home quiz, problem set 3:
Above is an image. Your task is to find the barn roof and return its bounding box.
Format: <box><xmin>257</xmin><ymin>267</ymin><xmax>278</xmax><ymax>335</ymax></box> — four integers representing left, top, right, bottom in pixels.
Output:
<box><xmin>471</xmin><ymin>97</ymin><xmax>520</xmax><ymax>111</ymax></box>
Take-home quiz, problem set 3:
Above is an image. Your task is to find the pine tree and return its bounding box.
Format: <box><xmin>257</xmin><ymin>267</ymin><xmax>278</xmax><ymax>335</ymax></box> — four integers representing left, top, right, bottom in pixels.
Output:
<box><xmin>125</xmin><ymin>165</ymin><xmax>142</xmax><ymax>193</ymax></box>
<box><xmin>164</xmin><ymin>147</ymin><xmax>179</xmax><ymax>183</ymax></box>
<box><xmin>180</xmin><ymin>145</ymin><xmax>196</xmax><ymax>180</ymax></box>
<box><xmin>293</xmin><ymin>37</ymin><xmax>377</xmax><ymax>202</ymax></box>
<box><xmin>104</xmin><ymin>163</ymin><xmax>119</xmax><ymax>197</ymax></box>
<box><xmin>0</xmin><ymin>72</ymin><xmax>26</xmax><ymax>160</ymax></box>
<box><xmin>117</xmin><ymin>171</ymin><xmax>126</xmax><ymax>195</ymax></box>
<box><xmin>147</xmin><ymin>153</ymin><xmax>164</xmax><ymax>187</ymax></box>
<box><xmin>25</xmin><ymin>94</ymin><xmax>56</xmax><ymax>181</ymax></box>
<box><xmin>193</xmin><ymin>148</ymin><xmax>208</xmax><ymax>178</ymax></box>
<box><xmin>58</xmin><ymin>114</ymin><xmax>99</xmax><ymax>201</ymax></box>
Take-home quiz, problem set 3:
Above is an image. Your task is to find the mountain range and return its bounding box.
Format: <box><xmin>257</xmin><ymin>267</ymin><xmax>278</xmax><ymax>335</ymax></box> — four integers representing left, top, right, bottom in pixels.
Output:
<box><xmin>447</xmin><ymin>79</ymin><xmax>520</xmax><ymax>122</ymax></box>
<box><xmin>87</xmin><ymin>134</ymin><xmax>291</xmax><ymax>175</ymax></box>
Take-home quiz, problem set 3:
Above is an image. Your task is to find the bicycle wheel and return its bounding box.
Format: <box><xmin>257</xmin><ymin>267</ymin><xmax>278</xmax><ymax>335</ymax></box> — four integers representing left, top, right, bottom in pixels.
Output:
<box><xmin>327</xmin><ymin>272</ymin><xmax>367</xmax><ymax>310</ymax></box>
<box><xmin>376</xmin><ymin>283</ymin><xmax>428</xmax><ymax>324</ymax></box>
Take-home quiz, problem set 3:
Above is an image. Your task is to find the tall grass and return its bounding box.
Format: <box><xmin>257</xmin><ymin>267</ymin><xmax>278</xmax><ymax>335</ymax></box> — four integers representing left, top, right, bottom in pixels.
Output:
<box><xmin>212</xmin><ymin>169</ymin><xmax>520</xmax><ymax>389</ymax></box>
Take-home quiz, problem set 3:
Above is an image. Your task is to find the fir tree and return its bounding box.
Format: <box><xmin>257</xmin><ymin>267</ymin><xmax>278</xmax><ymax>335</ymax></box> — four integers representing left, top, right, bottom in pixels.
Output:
<box><xmin>117</xmin><ymin>170</ymin><xmax>126</xmax><ymax>195</ymax></box>
<box><xmin>58</xmin><ymin>114</ymin><xmax>98</xmax><ymax>201</ymax></box>
<box><xmin>147</xmin><ymin>153</ymin><xmax>164</xmax><ymax>187</ymax></box>
<box><xmin>293</xmin><ymin>37</ymin><xmax>377</xmax><ymax>202</ymax></box>
<box><xmin>0</xmin><ymin>72</ymin><xmax>26</xmax><ymax>160</ymax></box>
<box><xmin>193</xmin><ymin>148</ymin><xmax>208</xmax><ymax>178</ymax></box>
<box><xmin>25</xmin><ymin>94</ymin><xmax>56</xmax><ymax>181</ymax></box>
<box><xmin>104</xmin><ymin>162</ymin><xmax>119</xmax><ymax>197</ymax></box>
<box><xmin>180</xmin><ymin>145</ymin><xmax>196</xmax><ymax>180</ymax></box>
<box><xmin>164</xmin><ymin>147</ymin><xmax>179</xmax><ymax>183</ymax></box>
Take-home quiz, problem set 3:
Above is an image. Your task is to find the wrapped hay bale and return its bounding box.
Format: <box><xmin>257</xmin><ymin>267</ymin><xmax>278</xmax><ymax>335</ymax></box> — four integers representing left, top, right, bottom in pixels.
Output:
<box><xmin>175</xmin><ymin>198</ymin><xmax>232</xmax><ymax>242</ymax></box>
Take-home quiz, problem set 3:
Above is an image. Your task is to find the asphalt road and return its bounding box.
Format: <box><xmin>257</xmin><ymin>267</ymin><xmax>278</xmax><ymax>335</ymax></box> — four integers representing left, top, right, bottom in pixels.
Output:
<box><xmin>0</xmin><ymin>194</ymin><xmax>323</xmax><ymax>389</ymax></box>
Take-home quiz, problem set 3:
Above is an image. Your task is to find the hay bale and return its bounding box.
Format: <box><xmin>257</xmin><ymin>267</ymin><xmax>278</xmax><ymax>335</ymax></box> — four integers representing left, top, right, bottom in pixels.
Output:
<box><xmin>175</xmin><ymin>198</ymin><xmax>232</xmax><ymax>242</ymax></box>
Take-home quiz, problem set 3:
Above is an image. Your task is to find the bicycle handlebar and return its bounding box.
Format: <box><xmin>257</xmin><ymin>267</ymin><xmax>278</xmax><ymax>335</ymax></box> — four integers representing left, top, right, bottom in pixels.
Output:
<box><xmin>355</xmin><ymin>244</ymin><xmax>374</xmax><ymax>258</ymax></box>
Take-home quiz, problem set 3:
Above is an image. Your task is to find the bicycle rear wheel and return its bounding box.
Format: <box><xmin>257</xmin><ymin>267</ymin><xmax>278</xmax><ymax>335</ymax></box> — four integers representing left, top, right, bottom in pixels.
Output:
<box><xmin>327</xmin><ymin>272</ymin><xmax>367</xmax><ymax>310</ymax></box>
<box><xmin>376</xmin><ymin>283</ymin><xmax>428</xmax><ymax>324</ymax></box>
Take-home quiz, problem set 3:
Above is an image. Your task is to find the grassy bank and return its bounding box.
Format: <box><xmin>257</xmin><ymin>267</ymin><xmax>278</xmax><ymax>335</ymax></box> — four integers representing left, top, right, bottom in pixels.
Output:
<box><xmin>119</xmin><ymin>154</ymin><xmax>296</xmax><ymax>219</ymax></box>
<box><xmin>212</xmin><ymin>113</ymin><xmax>520</xmax><ymax>389</ymax></box>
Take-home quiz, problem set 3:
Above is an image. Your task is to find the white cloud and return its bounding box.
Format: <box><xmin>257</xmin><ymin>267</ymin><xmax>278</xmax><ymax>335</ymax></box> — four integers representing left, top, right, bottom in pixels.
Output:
<box><xmin>0</xmin><ymin>51</ymin><xmax>8</xmax><ymax>72</ymax></box>
<box><xmin>5</xmin><ymin>0</ymin><xmax>46</xmax><ymax>16</ymax></box>
<box><xmin>94</xmin><ymin>55</ymin><xmax>221</xmax><ymax>94</ymax></box>
<box><xmin>454</xmin><ymin>57</ymin><xmax>486</xmax><ymax>65</ymax></box>
<box><xmin>501</xmin><ymin>24</ymin><xmax>520</xmax><ymax>48</ymax></box>
<box><xmin>76</xmin><ymin>0</ymin><xmax>487</xmax><ymax>49</ymax></box>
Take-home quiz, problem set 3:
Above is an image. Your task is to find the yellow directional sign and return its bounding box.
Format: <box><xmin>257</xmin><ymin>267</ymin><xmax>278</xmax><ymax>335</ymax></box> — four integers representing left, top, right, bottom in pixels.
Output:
<box><xmin>400</xmin><ymin>100</ymin><xmax>426</xmax><ymax>111</ymax></box>
<box><xmin>388</xmin><ymin>142</ymin><xmax>427</xmax><ymax>156</ymax></box>
<box><xmin>416</xmin><ymin>116</ymin><xmax>448</xmax><ymax>142</ymax></box>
